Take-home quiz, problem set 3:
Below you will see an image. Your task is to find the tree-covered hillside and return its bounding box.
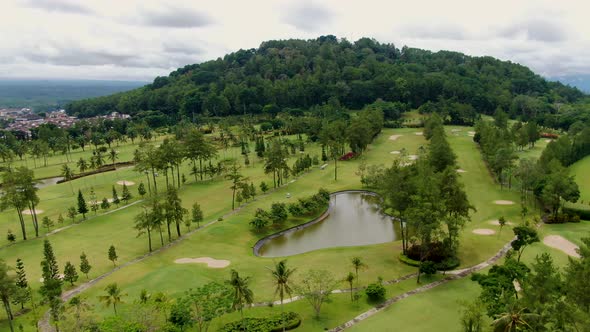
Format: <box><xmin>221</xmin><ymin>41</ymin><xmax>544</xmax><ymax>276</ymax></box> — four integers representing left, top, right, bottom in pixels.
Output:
<box><xmin>66</xmin><ymin>36</ymin><xmax>585</xmax><ymax>123</ymax></box>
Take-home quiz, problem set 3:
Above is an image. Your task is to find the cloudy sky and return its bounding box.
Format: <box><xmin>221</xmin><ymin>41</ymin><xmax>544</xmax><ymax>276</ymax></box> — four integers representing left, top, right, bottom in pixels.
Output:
<box><xmin>1</xmin><ymin>0</ymin><xmax>589</xmax><ymax>81</ymax></box>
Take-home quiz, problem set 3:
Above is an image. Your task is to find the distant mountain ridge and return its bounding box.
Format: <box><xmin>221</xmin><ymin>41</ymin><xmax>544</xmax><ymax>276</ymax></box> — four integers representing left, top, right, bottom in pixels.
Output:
<box><xmin>550</xmin><ymin>75</ymin><xmax>590</xmax><ymax>93</ymax></box>
<box><xmin>65</xmin><ymin>36</ymin><xmax>585</xmax><ymax>121</ymax></box>
<box><xmin>0</xmin><ymin>79</ymin><xmax>146</xmax><ymax>111</ymax></box>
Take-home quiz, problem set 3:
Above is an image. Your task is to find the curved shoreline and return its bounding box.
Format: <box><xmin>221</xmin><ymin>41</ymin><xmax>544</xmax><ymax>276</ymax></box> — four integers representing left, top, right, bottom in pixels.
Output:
<box><xmin>252</xmin><ymin>190</ymin><xmax>384</xmax><ymax>257</ymax></box>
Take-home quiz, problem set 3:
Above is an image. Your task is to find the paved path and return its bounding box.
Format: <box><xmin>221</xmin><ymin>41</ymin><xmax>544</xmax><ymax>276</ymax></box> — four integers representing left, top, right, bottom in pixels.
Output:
<box><xmin>328</xmin><ymin>240</ymin><xmax>514</xmax><ymax>331</ymax></box>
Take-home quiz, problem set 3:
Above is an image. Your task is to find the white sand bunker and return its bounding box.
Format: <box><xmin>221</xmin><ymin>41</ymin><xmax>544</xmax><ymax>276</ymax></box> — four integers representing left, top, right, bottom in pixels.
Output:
<box><xmin>117</xmin><ymin>180</ymin><xmax>135</xmax><ymax>186</ymax></box>
<box><xmin>473</xmin><ymin>228</ymin><xmax>496</xmax><ymax>235</ymax></box>
<box><xmin>544</xmin><ymin>139</ymin><xmax>552</xmax><ymax>143</ymax></box>
<box><xmin>543</xmin><ymin>235</ymin><xmax>580</xmax><ymax>258</ymax></box>
<box><xmin>389</xmin><ymin>135</ymin><xmax>403</xmax><ymax>141</ymax></box>
<box><xmin>40</xmin><ymin>274</ymin><xmax>64</xmax><ymax>282</ymax></box>
<box><xmin>390</xmin><ymin>151</ymin><xmax>401</xmax><ymax>154</ymax></box>
<box><xmin>456</xmin><ymin>169</ymin><xmax>467</xmax><ymax>173</ymax></box>
<box><xmin>408</xmin><ymin>155</ymin><xmax>418</xmax><ymax>161</ymax></box>
<box><xmin>175</xmin><ymin>257</ymin><xmax>230</xmax><ymax>268</ymax></box>
<box><xmin>489</xmin><ymin>219</ymin><xmax>513</xmax><ymax>226</ymax></box>
<box><xmin>415</xmin><ymin>132</ymin><xmax>423</xmax><ymax>136</ymax></box>
<box><xmin>451</xmin><ymin>129</ymin><xmax>462</xmax><ymax>132</ymax></box>
<box><xmin>494</xmin><ymin>200</ymin><xmax>515</xmax><ymax>205</ymax></box>
<box><xmin>22</xmin><ymin>209</ymin><xmax>44</xmax><ymax>215</ymax></box>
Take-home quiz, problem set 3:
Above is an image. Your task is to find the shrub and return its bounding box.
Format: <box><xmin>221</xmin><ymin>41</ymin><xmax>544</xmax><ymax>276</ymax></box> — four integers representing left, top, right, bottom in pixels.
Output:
<box><xmin>219</xmin><ymin>312</ymin><xmax>301</xmax><ymax>332</ymax></box>
<box><xmin>398</xmin><ymin>253</ymin><xmax>421</xmax><ymax>267</ymax></box>
<box><xmin>365</xmin><ymin>282</ymin><xmax>386</xmax><ymax>302</ymax></box>
<box><xmin>563</xmin><ymin>207</ymin><xmax>590</xmax><ymax>220</ymax></box>
<box><xmin>419</xmin><ymin>261</ymin><xmax>437</xmax><ymax>276</ymax></box>
<box><xmin>406</xmin><ymin>242</ymin><xmax>453</xmax><ymax>263</ymax></box>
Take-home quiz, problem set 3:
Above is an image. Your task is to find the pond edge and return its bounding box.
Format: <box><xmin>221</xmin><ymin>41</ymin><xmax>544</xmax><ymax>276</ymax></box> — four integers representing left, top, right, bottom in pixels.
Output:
<box><xmin>252</xmin><ymin>190</ymin><xmax>383</xmax><ymax>257</ymax></box>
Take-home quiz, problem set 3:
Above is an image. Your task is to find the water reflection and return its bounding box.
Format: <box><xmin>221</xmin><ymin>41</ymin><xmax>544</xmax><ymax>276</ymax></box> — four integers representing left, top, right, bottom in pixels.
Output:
<box><xmin>257</xmin><ymin>192</ymin><xmax>399</xmax><ymax>257</ymax></box>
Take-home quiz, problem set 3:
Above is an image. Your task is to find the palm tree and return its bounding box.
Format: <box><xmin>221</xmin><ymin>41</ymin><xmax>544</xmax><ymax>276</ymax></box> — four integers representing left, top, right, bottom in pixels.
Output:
<box><xmin>109</xmin><ymin>149</ymin><xmax>118</xmax><ymax>168</ymax></box>
<box><xmin>98</xmin><ymin>283</ymin><xmax>126</xmax><ymax>315</ymax></box>
<box><xmin>351</xmin><ymin>257</ymin><xmax>367</xmax><ymax>286</ymax></box>
<box><xmin>345</xmin><ymin>272</ymin><xmax>355</xmax><ymax>301</ymax></box>
<box><xmin>226</xmin><ymin>269</ymin><xmax>254</xmax><ymax>331</ymax></box>
<box><xmin>268</xmin><ymin>260</ymin><xmax>296</xmax><ymax>332</ymax></box>
<box><xmin>492</xmin><ymin>304</ymin><xmax>538</xmax><ymax>332</ymax></box>
<box><xmin>61</xmin><ymin>164</ymin><xmax>75</xmax><ymax>194</ymax></box>
<box><xmin>77</xmin><ymin>157</ymin><xmax>89</xmax><ymax>188</ymax></box>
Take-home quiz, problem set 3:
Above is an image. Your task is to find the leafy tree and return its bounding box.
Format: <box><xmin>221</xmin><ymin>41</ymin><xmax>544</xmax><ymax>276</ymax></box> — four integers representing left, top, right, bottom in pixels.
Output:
<box><xmin>77</xmin><ymin>190</ymin><xmax>88</xmax><ymax>219</ymax></box>
<box><xmin>270</xmin><ymin>202</ymin><xmax>288</xmax><ymax>225</ymax></box>
<box><xmin>541</xmin><ymin>160</ymin><xmax>580</xmax><ymax>217</ymax></box>
<box><xmin>67</xmin><ymin>206</ymin><xmax>77</xmax><ymax>223</ymax></box>
<box><xmin>498</xmin><ymin>216</ymin><xmax>507</xmax><ymax>236</ymax></box>
<box><xmin>564</xmin><ymin>237</ymin><xmax>590</xmax><ymax>319</ymax></box>
<box><xmin>63</xmin><ymin>262</ymin><xmax>78</xmax><ymax>286</ymax></box>
<box><xmin>100</xmin><ymin>198</ymin><xmax>110</xmax><ymax>210</ymax></box>
<box><xmin>260</xmin><ymin>181</ymin><xmax>269</xmax><ymax>193</ymax></box>
<box><xmin>249</xmin><ymin>208</ymin><xmax>271</xmax><ymax>231</ymax></box>
<box><xmin>42</xmin><ymin>216</ymin><xmax>54</xmax><ymax>233</ymax></box>
<box><xmin>365</xmin><ymin>281</ymin><xmax>386</xmax><ymax>302</ymax></box>
<box><xmin>79</xmin><ymin>252</ymin><xmax>91</xmax><ymax>279</ymax></box>
<box><xmin>226</xmin><ymin>269</ymin><xmax>254</xmax><ymax>330</ymax></box>
<box><xmin>61</xmin><ymin>164</ymin><xmax>75</xmax><ymax>194</ymax></box>
<box><xmin>269</xmin><ymin>260</ymin><xmax>296</xmax><ymax>332</ymax></box>
<box><xmin>459</xmin><ymin>300</ymin><xmax>485</xmax><ymax>332</ymax></box>
<box><xmin>191</xmin><ymin>202</ymin><xmax>204</xmax><ymax>228</ymax></box>
<box><xmin>295</xmin><ymin>269</ymin><xmax>336</xmax><ymax>318</ymax></box>
<box><xmin>163</xmin><ymin>187</ymin><xmax>187</xmax><ymax>240</ymax></box>
<box><xmin>0</xmin><ymin>259</ymin><xmax>17</xmax><ymax>332</ymax></box>
<box><xmin>511</xmin><ymin>226</ymin><xmax>540</xmax><ymax>262</ymax></box>
<box><xmin>99</xmin><ymin>283</ymin><xmax>126</xmax><ymax>315</ymax></box>
<box><xmin>134</xmin><ymin>207</ymin><xmax>155</xmax><ymax>252</ymax></box>
<box><xmin>108</xmin><ymin>245</ymin><xmax>118</xmax><ymax>266</ymax></box>
<box><xmin>57</xmin><ymin>213</ymin><xmax>64</xmax><ymax>225</ymax></box>
<box><xmin>185</xmin><ymin>282</ymin><xmax>233</xmax><ymax>332</ymax></box>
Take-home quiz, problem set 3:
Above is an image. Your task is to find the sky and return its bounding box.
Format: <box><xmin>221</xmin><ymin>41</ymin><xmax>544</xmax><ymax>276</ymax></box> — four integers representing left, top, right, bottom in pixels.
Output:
<box><xmin>1</xmin><ymin>0</ymin><xmax>589</xmax><ymax>82</ymax></box>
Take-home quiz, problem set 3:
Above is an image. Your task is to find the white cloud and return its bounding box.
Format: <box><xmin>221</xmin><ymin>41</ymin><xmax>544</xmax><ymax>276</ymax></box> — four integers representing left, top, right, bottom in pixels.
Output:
<box><xmin>0</xmin><ymin>0</ymin><xmax>589</xmax><ymax>80</ymax></box>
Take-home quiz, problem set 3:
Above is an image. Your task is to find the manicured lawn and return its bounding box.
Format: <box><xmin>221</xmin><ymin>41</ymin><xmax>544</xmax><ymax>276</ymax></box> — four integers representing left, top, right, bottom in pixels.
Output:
<box><xmin>3</xmin><ymin>126</ymin><xmax>588</xmax><ymax>332</ymax></box>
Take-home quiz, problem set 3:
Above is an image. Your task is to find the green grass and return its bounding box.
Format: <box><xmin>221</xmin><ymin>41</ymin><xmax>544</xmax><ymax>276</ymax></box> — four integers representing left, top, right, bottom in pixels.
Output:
<box><xmin>3</xmin><ymin>126</ymin><xmax>589</xmax><ymax>332</ymax></box>
<box><xmin>567</xmin><ymin>155</ymin><xmax>590</xmax><ymax>211</ymax></box>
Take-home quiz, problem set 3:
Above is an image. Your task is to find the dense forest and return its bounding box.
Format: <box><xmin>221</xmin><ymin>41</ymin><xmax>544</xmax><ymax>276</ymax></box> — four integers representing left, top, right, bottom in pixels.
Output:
<box><xmin>66</xmin><ymin>36</ymin><xmax>587</xmax><ymax>129</ymax></box>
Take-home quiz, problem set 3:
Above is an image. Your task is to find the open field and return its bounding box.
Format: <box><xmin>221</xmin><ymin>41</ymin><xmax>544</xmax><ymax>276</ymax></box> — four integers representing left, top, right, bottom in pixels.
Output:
<box><xmin>2</xmin><ymin>126</ymin><xmax>589</xmax><ymax>331</ymax></box>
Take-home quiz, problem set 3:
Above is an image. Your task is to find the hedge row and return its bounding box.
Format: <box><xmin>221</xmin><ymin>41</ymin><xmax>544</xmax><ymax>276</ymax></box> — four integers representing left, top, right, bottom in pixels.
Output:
<box><xmin>220</xmin><ymin>312</ymin><xmax>301</xmax><ymax>332</ymax></box>
<box><xmin>546</xmin><ymin>213</ymin><xmax>581</xmax><ymax>224</ymax></box>
<box><xmin>562</xmin><ymin>207</ymin><xmax>590</xmax><ymax>221</ymax></box>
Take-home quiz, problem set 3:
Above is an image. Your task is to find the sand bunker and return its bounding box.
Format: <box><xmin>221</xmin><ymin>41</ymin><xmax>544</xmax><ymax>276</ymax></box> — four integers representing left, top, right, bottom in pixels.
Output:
<box><xmin>473</xmin><ymin>229</ymin><xmax>496</xmax><ymax>235</ymax></box>
<box><xmin>451</xmin><ymin>129</ymin><xmax>462</xmax><ymax>132</ymax></box>
<box><xmin>174</xmin><ymin>257</ymin><xmax>230</xmax><ymax>268</ymax></box>
<box><xmin>489</xmin><ymin>219</ymin><xmax>513</xmax><ymax>226</ymax></box>
<box><xmin>543</xmin><ymin>235</ymin><xmax>581</xmax><ymax>258</ymax></box>
<box><xmin>22</xmin><ymin>209</ymin><xmax>44</xmax><ymax>215</ymax></box>
<box><xmin>389</xmin><ymin>135</ymin><xmax>403</xmax><ymax>141</ymax></box>
<box><xmin>390</xmin><ymin>151</ymin><xmax>401</xmax><ymax>154</ymax></box>
<box><xmin>415</xmin><ymin>132</ymin><xmax>423</xmax><ymax>136</ymax></box>
<box><xmin>408</xmin><ymin>155</ymin><xmax>418</xmax><ymax>161</ymax></box>
<box><xmin>456</xmin><ymin>169</ymin><xmax>467</xmax><ymax>173</ymax></box>
<box><xmin>116</xmin><ymin>181</ymin><xmax>135</xmax><ymax>186</ymax></box>
<box><xmin>493</xmin><ymin>200</ymin><xmax>515</xmax><ymax>205</ymax></box>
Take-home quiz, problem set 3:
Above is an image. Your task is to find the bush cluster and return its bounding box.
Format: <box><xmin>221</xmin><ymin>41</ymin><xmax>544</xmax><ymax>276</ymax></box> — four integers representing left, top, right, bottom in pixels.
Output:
<box><xmin>365</xmin><ymin>282</ymin><xmax>386</xmax><ymax>302</ymax></box>
<box><xmin>546</xmin><ymin>213</ymin><xmax>581</xmax><ymax>224</ymax></box>
<box><xmin>287</xmin><ymin>189</ymin><xmax>330</xmax><ymax>217</ymax></box>
<box><xmin>562</xmin><ymin>207</ymin><xmax>590</xmax><ymax>220</ymax></box>
<box><xmin>219</xmin><ymin>312</ymin><xmax>301</xmax><ymax>332</ymax></box>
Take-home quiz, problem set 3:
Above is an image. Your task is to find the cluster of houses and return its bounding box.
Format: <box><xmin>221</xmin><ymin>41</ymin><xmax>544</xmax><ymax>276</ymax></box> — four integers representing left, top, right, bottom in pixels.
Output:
<box><xmin>0</xmin><ymin>108</ymin><xmax>130</xmax><ymax>137</ymax></box>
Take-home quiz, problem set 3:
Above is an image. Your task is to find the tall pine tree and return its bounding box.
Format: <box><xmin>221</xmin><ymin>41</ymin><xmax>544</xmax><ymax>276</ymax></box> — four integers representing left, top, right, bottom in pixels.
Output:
<box><xmin>77</xmin><ymin>190</ymin><xmax>88</xmax><ymax>219</ymax></box>
<box><xmin>79</xmin><ymin>252</ymin><xmax>92</xmax><ymax>279</ymax></box>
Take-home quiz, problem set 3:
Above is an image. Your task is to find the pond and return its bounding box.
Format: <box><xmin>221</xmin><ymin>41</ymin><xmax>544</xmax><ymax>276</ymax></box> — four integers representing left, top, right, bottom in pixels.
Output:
<box><xmin>35</xmin><ymin>176</ymin><xmax>64</xmax><ymax>189</ymax></box>
<box><xmin>255</xmin><ymin>191</ymin><xmax>400</xmax><ymax>257</ymax></box>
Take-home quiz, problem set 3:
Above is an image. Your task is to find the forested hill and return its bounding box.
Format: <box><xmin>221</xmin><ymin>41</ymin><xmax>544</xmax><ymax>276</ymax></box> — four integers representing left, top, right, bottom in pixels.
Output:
<box><xmin>66</xmin><ymin>35</ymin><xmax>585</xmax><ymax>122</ymax></box>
